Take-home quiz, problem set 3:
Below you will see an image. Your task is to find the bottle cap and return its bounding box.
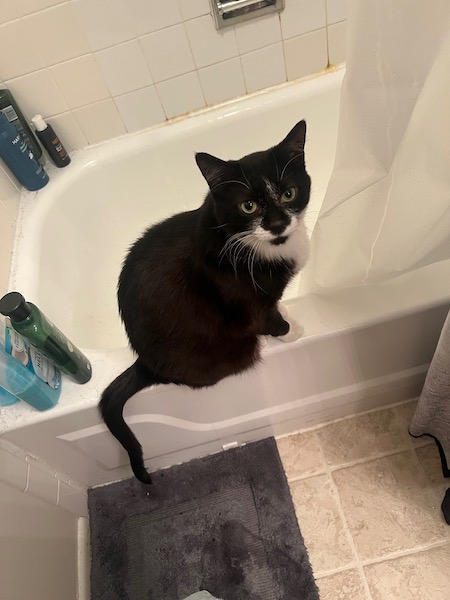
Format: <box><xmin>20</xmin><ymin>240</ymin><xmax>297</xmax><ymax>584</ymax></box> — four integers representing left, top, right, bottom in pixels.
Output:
<box><xmin>0</xmin><ymin>292</ymin><xmax>32</xmax><ymax>322</ymax></box>
<box><xmin>31</xmin><ymin>114</ymin><xmax>47</xmax><ymax>132</ymax></box>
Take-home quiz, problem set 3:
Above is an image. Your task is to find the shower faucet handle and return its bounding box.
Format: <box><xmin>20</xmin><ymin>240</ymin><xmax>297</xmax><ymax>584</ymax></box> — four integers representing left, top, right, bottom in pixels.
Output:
<box><xmin>212</xmin><ymin>0</ymin><xmax>285</xmax><ymax>29</ymax></box>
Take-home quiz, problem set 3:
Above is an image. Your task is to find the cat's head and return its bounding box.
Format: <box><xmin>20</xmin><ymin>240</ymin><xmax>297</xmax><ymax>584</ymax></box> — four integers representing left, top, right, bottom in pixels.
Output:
<box><xmin>196</xmin><ymin>120</ymin><xmax>311</xmax><ymax>262</ymax></box>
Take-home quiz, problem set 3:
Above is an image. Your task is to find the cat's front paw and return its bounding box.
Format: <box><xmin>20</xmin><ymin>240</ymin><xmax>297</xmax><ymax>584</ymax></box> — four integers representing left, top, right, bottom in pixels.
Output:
<box><xmin>277</xmin><ymin>319</ymin><xmax>304</xmax><ymax>342</ymax></box>
<box><xmin>277</xmin><ymin>304</ymin><xmax>304</xmax><ymax>342</ymax></box>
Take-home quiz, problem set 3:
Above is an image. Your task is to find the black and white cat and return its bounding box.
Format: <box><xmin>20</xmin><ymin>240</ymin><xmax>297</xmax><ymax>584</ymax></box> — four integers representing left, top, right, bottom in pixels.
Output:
<box><xmin>100</xmin><ymin>120</ymin><xmax>311</xmax><ymax>483</ymax></box>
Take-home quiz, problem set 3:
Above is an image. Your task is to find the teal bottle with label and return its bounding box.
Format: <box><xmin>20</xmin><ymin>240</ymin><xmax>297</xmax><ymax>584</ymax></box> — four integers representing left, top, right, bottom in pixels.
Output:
<box><xmin>0</xmin><ymin>385</ymin><xmax>20</xmax><ymax>407</ymax></box>
<box><xmin>0</xmin><ymin>342</ymin><xmax>60</xmax><ymax>411</ymax></box>
<box><xmin>0</xmin><ymin>292</ymin><xmax>92</xmax><ymax>384</ymax></box>
<box><xmin>0</xmin><ymin>89</ymin><xmax>42</xmax><ymax>159</ymax></box>
<box><xmin>0</xmin><ymin>112</ymin><xmax>49</xmax><ymax>191</ymax></box>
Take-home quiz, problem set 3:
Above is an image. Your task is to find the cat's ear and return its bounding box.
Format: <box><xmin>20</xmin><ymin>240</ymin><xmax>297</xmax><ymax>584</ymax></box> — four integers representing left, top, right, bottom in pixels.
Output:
<box><xmin>195</xmin><ymin>152</ymin><xmax>229</xmax><ymax>190</ymax></box>
<box><xmin>279</xmin><ymin>119</ymin><xmax>307</xmax><ymax>154</ymax></box>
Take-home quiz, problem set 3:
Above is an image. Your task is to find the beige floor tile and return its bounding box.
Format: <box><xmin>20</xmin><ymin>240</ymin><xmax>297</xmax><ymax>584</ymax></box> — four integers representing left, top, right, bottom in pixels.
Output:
<box><xmin>364</xmin><ymin>545</ymin><xmax>450</xmax><ymax>599</ymax></box>
<box><xmin>317</xmin><ymin>569</ymin><xmax>368</xmax><ymax>600</ymax></box>
<box><xmin>332</xmin><ymin>451</ymin><xmax>448</xmax><ymax>560</ymax></box>
<box><xmin>395</xmin><ymin>400</ymin><xmax>433</xmax><ymax>447</ymax></box>
<box><xmin>317</xmin><ymin>408</ymin><xmax>411</xmax><ymax>466</ymax></box>
<box><xmin>289</xmin><ymin>474</ymin><xmax>355</xmax><ymax>574</ymax></box>
<box><xmin>415</xmin><ymin>444</ymin><xmax>448</xmax><ymax>489</ymax></box>
<box><xmin>277</xmin><ymin>431</ymin><xmax>326</xmax><ymax>480</ymax></box>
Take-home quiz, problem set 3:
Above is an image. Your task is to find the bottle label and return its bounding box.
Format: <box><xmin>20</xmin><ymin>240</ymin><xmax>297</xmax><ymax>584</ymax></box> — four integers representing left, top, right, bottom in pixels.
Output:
<box><xmin>1</xmin><ymin>106</ymin><xmax>41</xmax><ymax>158</ymax></box>
<box><xmin>5</xmin><ymin>320</ymin><xmax>61</xmax><ymax>391</ymax></box>
<box><xmin>1</xmin><ymin>105</ymin><xmax>19</xmax><ymax>122</ymax></box>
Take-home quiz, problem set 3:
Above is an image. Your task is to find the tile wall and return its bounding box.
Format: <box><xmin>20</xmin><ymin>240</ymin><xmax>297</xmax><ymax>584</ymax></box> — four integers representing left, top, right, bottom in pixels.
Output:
<box><xmin>0</xmin><ymin>0</ymin><xmax>347</xmax><ymax>294</ymax></box>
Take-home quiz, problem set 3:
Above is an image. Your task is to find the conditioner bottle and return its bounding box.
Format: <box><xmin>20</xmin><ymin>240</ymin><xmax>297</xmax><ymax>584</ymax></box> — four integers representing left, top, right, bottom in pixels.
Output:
<box><xmin>32</xmin><ymin>115</ymin><xmax>71</xmax><ymax>168</ymax></box>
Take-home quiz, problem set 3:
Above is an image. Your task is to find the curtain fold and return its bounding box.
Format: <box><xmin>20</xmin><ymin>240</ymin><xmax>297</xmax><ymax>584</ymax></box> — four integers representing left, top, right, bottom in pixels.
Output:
<box><xmin>300</xmin><ymin>0</ymin><xmax>450</xmax><ymax>292</ymax></box>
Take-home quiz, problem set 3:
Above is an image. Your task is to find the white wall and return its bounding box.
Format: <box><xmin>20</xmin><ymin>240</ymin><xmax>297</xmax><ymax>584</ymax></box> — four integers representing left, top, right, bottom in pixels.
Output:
<box><xmin>0</xmin><ymin>439</ymin><xmax>88</xmax><ymax>599</ymax></box>
<box><xmin>0</xmin><ymin>481</ymin><xmax>79</xmax><ymax>600</ymax></box>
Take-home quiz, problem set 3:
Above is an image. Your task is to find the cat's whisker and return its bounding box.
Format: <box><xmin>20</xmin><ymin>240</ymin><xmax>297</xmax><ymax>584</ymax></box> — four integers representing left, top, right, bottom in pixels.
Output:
<box><xmin>210</xmin><ymin>180</ymin><xmax>250</xmax><ymax>192</ymax></box>
<box><xmin>238</xmin><ymin>161</ymin><xmax>251</xmax><ymax>188</ymax></box>
<box><xmin>210</xmin><ymin>222</ymin><xmax>229</xmax><ymax>230</ymax></box>
<box><xmin>280</xmin><ymin>152</ymin><xmax>304</xmax><ymax>180</ymax></box>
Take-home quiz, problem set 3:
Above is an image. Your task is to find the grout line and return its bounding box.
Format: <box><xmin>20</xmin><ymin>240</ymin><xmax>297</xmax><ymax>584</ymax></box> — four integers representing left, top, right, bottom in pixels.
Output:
<box><xmin>360</xmin><ymin>539</ymin><xmax>450</xmax><ymax>567</ymax></box>
<box><xmin>275</xmin><ymin>397</ymin><xmax>419</xmax><ymax>440</ymax></box>
<box><xmin>315</xmin><ymin>434</ymin><xmax>375</xmax><ymax>600</ymax></box>
<box><xmin>328</xmin><ymin>445</ymin><xmax>415</xmax><ymax>473</ymax></box>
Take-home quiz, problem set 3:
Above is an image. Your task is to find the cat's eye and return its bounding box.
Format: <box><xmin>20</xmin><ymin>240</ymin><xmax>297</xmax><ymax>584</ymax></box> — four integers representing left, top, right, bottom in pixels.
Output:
<box><xmin>240</xmin><ymin>200</ymin><xmax>258</xmax><ymax>214</ymax></box>
<box><xmin>281</xmin><ymin>187</ymin><xmax>297</xmax><ymax>203</ymax></box>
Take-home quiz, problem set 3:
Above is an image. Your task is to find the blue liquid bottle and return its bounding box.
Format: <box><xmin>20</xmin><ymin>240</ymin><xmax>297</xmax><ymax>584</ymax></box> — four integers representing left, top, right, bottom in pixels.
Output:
<box><xmin>0</xmin><ymin>111</ymin><xmax>49</xmax><ymax>191</ymax></box>
<box><xmin>0</xmin><ymin>385</ymin><xmax>20</xmax><ymax>406</ymax></box>
<box><xmin>0</xmin><ymin>343</ymin><xmax>61</xmax><ymax>411</ymax></box>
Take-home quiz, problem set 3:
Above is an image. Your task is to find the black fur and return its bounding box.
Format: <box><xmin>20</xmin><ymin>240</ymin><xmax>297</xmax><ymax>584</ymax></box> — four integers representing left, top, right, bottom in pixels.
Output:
<box><xmin>99</xmin><ymin>120</ymin><xmax>311</xmax><ymax>483</ymax></box>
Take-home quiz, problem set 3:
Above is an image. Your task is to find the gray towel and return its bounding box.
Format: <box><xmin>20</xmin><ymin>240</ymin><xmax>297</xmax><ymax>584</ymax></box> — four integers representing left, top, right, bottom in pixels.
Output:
<box><xmin>409</xmin><ymin>308</ymin><xmax>450</xmax><ymax>473</ymax></box>
<box><xmin>409</xmin><ymin>308</ymin><xmax>450</xmax><ymax>523</ymax></box>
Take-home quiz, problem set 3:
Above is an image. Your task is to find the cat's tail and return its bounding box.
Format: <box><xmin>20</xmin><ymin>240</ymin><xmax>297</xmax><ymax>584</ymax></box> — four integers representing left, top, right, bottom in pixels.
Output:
<box><xmin>99</xmin><ymin>359</ymin><xmax>158</xmax><ymax>484</ymax></box>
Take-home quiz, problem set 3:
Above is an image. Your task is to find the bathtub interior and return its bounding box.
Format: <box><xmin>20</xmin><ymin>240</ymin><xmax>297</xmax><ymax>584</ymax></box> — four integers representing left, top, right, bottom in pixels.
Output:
<box><xmin>15</xmin><ymin>71</ymin><xmax>342</xmax><ymax>352</ymax></box>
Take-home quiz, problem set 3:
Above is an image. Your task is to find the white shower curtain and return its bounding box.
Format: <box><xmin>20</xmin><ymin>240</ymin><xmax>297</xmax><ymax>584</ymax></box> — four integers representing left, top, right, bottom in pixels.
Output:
<box><xmin>300</xmin><ymin>0</ymin><xmax>450</xmax><ymax>292</ymax></box>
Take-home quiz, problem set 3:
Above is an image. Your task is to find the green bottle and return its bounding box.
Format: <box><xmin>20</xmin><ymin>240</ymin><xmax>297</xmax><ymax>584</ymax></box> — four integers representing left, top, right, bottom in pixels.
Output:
<box><xmin>0</xmin><ymin>292</ymin><xmax>92</xmax><ymax>384</ymax></box>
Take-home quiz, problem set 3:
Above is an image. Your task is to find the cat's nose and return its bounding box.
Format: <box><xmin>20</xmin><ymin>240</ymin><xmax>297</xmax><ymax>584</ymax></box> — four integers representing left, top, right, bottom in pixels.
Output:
<box><xmin>269</xmin><ymin>218</ymin><xmax>289</xmax><ymax>236</ymax></box>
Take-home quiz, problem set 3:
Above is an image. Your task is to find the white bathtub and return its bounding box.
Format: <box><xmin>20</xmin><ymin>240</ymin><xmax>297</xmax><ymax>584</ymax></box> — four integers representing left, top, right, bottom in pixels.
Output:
<box><xmin>3</xmin><ymin>67</ymin><xmax>449</xmax><ymax>487</ymax></box>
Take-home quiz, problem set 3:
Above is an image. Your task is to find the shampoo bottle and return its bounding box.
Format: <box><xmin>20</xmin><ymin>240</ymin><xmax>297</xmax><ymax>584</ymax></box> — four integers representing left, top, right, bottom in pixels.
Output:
<box><xmin>0</xmin><ymin>89</ymin><xmax>42</xmax><ymax>159</ymax></box>
<box><xmin>0</xmin><ymin>292</ymin><xmax>92</xmax><ymax>384</ymax></box>
<box><xmin>0</xmin><ymin>343</ymin><xmax>60</xmax><ymax>411</ymax></box>
<box><xmin>0</xmin><ymin>112</ymin><xmax>49</xmax><ymax>191</ymax></box>
<box><xmin>31</xmin><ymin>115</ymin><xmax>71</xmax><ymax>168</ymax></box>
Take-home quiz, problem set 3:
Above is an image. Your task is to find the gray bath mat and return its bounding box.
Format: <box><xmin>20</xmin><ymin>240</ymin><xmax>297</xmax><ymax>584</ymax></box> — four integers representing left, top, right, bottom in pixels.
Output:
<box><xmin>88</xmin><ymin>438</ymin><xmax>319</xmax><ymax>600</ymax></box>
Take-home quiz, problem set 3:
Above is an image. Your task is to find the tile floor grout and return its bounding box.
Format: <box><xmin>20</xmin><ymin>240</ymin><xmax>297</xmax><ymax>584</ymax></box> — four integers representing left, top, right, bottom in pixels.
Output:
<box><xmin>276</xmin><ymin>397</ymin><xmax>420</xmax><ymax>440</ymax></box>
<box><xmin>313</xmin><ymin>430</ymin><xmax>375</xmax><ymax>600</ymax></box>
<box><xmin>278</xmin><ymin>398</ymin><xmax>450</xmax><ymax>598</ymax></box>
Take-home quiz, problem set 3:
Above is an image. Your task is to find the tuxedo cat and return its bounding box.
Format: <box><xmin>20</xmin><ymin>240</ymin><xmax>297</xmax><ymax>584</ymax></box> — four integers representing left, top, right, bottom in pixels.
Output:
<box><xmin>100</xmin><ymin>120</ymin><xmax>311</xmax><ymax>483</ymax></box>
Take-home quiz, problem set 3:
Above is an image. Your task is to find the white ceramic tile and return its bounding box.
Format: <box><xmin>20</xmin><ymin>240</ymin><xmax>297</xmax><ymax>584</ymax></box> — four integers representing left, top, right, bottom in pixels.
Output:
<box><xmin>156</xmin><ymin>72</ymin><xmax>205</xmax><ymax>118</ymax></box>
<box><xmin>26</xmin><ymin>460</ymin><xmax>59</xmax><ymax>505</ymax></box>
<box><xmin>0</xmin><ymin>448</ymin><xmax>28</xmax><ymax>491</ymax></box>
<box><xmin>199</xmin><ymin>58</ymin><xmax>246</xmax><ymax>105</ymax></box>
<box><xmin>140</xmin><ymin>24</ymin><xmax>195</xmax><ymax>83</ymax></box>
<box><xmin>114</xmin><ymin>86</ymin><xmax>165</xmax><ymax>132</ymax></box>
<box><xmin>46</xmin><ymin>112</ymin><xmax>87</xmax><ymax>152</ymax></box>
<box><xmin>0</xmin><ymin>5</ymin><xmax>23</xmax><ymax>25</ymax></box>
<box><xmin>284</xmin><ymin>28</ymin><xmax>328</xmax><ymax>81</ymax></box>
<box><xmin>281</xmin><ymin>0</ymin><xmax>326</xmax><ymax>40</ymax></box>
<box><xmin>75</xmin><ymin>0</ymin><xmax>136</xmax><ymax>52</ymax></box>
<box><xmin>0</xmin><ymin>20</ymin><xmax>45</xmax><ymax>80</ymax></box>
<box><xmin>127</xmin><ymin>0</ymin><xmax>182</xmax><ymax>36</ymax></box>
<box><xmin>50</xmin><ymin>55</ymin><xmax>110</xmax><ymax>109</ymax></box>
<box><xmin>178</xmin><ymin>0</ymin><xmax>211</xmax><ymax>20</ymax></box>
<box><xmin>328</xmin><ymin>20</ymin><xmax>347</xmax><ymax>65</ymax></box>
<box><xmin>0</xmin><ymin>200</ymin><xmax>17</xmax><ymax>252</ymax></box>
<box><xmin>22</xmin><ymin>3</ymin><xmax>90</xmax><ymax>66</ymax></box>
<box><xmin>95</xmin><ymin>40</ymin><xmax>153</xmax><ymax>97</ymax></box>
<box><xmin>241</xmin><ymin>42</ymin><xmax>286</xmax><ymax>93</ymax></box>
<box><xmin>18</xmin><ymin>0</ymin><xmax>67</xmax><ymax>16</ymax></box>
<box><xmin>73</xmin><ymin>99</ymin><xmax>126</xmax><ymax>144</ymax></box>
<box><xmin>235</xmin><ymin>14</ymin><xmax>281</xmax><ymax>54</ymax></box>
<box><xmin>326</xmin><ymin>0</ymin><xmax>348</xmax><ymax>24</ymax></box>
<box><xmin>58</xmin><ymin>481</ymin><xmax>88</xmax><ymax>516</ymax></box>
<box><xmin>6</xmin><ymin>69</ymin><xmax>68</xmax><ymax>118</ymax></box>
<box><xmin>0</xmin><ymin>167</ymin><xmax>20</xmax><ymax>219</ymax></box>
<box><xmin>185</xmin><ymin>14</ymin><xmax>239</xmax><ymax>68</ymax></box>
<box><xmin>0</xmin><ymin>242</ymin><xmax>12</xmax><ymax>293</ymax></box>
